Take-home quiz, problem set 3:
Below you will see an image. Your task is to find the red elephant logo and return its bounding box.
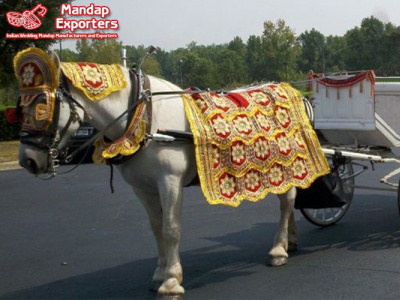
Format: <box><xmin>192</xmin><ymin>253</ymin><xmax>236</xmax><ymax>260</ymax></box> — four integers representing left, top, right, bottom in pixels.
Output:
<box><xmin>6</xmin><ymin>4</ymin><xmax>48</xmax><ymax>30</ymax></box>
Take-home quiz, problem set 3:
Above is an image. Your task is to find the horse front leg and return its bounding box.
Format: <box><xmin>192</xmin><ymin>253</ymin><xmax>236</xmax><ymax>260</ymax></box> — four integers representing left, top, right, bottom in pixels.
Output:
<box><xmin>157</xmin><ymin>177</ymin><xmax>185</xmax><ymax>296</ymax></box>
<box><xmin>269</xmin><ymin>187</ymin><xmax>297</xmax><ymax>267</ymax></box>
<box><xmin>134</xmin><ymin>188</ymin><xmax>167</xmax><ymax>291</ymax></box>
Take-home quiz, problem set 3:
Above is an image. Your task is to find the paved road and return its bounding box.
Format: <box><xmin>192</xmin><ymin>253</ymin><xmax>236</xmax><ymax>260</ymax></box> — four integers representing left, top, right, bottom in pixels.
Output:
<box><xmin>1</xmin><ymin>162</ymin><xmax>400</xmax><ymax>299</ymax></box>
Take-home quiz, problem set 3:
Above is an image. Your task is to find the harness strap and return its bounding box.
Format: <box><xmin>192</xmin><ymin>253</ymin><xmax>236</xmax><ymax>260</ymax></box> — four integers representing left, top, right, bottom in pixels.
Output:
<box><xmin>65</xmin><ymin>89</ymin><xmax>149</xmax><ymax>163</ymax></box>
<box><xmin>144</xmin><ymin>76</ymin><xmax>152</xmax><ymax>135</ymax></box>
<box><xmin>104</xmin><ymin>70</ymin><xmax>151</xmax><ymax>166</ymax></box>
<box><xmin>109</xmin><ymin>164</ymin><xmax>115</xmax><ymax>194</ymax></box>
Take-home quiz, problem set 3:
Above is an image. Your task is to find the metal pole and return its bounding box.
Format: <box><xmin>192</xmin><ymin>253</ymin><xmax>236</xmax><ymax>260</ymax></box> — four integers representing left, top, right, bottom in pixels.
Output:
<box><xmin>179</xmin><ymin>59</ymin><xmax>183</xmax><ymax>87</ymax></box>
<box><xmin>59</xmin><ymin>39</ymin><xmax>63</xmax><ymax>61</ymax></box>
<box><xmin>322</xmin><ymin>38</ymin><xmax>325</xmax><ymax>74</ymax></box>
<box><xmin>121</xmin><ymin>48</ymin><xmax>126</xmax><ymax>67</ymax></box>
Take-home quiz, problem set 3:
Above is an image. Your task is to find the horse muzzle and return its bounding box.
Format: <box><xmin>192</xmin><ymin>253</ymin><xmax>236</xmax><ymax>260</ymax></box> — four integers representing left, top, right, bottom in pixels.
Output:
<box><xmin>19</xmin><ymin>145</ymin><xmax>50</xmax><ymax>175</ymax></box>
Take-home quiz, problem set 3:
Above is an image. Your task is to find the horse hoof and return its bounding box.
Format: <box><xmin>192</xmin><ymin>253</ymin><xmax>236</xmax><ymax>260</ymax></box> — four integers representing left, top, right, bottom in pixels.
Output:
<box><xmin>269</xmin><ymin>256</ymin><xmax>288</xmax><ymax>267</ymax></box>
<box><xmin>158</xmin><ymin>278</ymin><xmax>185</xmax><ymax>296</ymax></box>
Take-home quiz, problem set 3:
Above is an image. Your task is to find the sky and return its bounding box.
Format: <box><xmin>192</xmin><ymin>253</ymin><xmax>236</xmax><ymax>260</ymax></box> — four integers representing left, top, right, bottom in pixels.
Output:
<box><xmin>61</xmin><ymin>0</ymin><xmax>399</xmax><ymax>51</ymax></box>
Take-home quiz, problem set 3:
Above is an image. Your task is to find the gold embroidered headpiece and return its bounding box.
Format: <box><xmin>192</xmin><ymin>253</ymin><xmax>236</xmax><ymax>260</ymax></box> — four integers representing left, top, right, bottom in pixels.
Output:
<box><xmin>61</xmin><ymin>62</ymin><xmax>126</xmax><ymax>101</ymax></box>
<box><xmin>14</xmin><ymin>47</ymin><xmax>59</xmax><ymax>131</ymax></box>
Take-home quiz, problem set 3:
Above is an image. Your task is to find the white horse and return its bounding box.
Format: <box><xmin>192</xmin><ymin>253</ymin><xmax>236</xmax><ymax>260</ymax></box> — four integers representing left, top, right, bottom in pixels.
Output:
<box><xmin>17</xmin><ymin>52</ymin><xmax>298</xmax><ymax>296</ymax></box>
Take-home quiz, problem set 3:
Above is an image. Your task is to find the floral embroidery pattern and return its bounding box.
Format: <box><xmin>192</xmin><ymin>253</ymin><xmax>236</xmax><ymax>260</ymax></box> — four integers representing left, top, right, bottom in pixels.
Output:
<box><xmin>212</xmin><ymin>145</ymin><xmax>221</xmax><ymax>168</ymax></box>
<box><xmin>245</xmin><ymin>170</ymin><xmax>261</xmax><ymax>191</ymax></box>
<box><xmin>275</xmin><ymin>106</ymin><xmax>291</xmax><ymax>128</ymax></box>
<box><xmin>292</xmin><ymin>158</ymin><xmax>308</xmax><ymax>180</ymax></box>
<box><xmin>231</xmin><ymin>142</ymin><xmax>246</xmax><ymax>165</ymax></box>
<box><xmin>22</xmin><ymin>64</ymin><xmax>35</xmax><ymax>86</ymax></box>
<box><xmin>219</xmin><ymin>174</ymin><xmax>236</xmax><ymax>198</ymax></box>
<box><xmin>82</xmin><ymin>65</ymin><xmax>102</xmax><ymax>84</ymax></box>
<box><xmin>195</xmin><ymin>98</ymin><xmax>208</xmax><ymax>112</ymax></box>
<box><xmin>182</xmin><ymin>83</ymin><xmax>330</xmax><ymax>206</ymax></box>
<box><xmin>212</xmin><ymin>115</ymin><xmax>230</xmax><ymax>136</ymax></box>
<box><xmin>276</xmin><ymin>134</ymin><xmax>292</xmax><ymax>155</ymax></box>
<box><xmin>268</xmin><ymin>164</ymin><xmax>284</xmax><ymax>186</ymax></box>
<box><xmin>233</xmin><ymin>115</ymin><xmax>252</xmax><ymax>134</ymax></box>
<box><xmin>256</xmin><ymin>112</ymin><xmax>271</xmax><ymax>132</ymax></box>
<box><xmin>254</xmin><ymin>137</ymin><xmax>270</xmax><ymax>160</ymax></box>
<box><xmin>61</xmin><ymin>62</ymin><xmax>126</xmax><ymax>101</ymax></box>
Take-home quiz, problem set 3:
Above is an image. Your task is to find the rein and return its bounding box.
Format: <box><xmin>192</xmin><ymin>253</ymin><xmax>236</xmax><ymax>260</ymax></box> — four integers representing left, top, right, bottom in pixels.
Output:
<box><xmin>64</xmin><ymin>86</ymin><xmax>206</xmax><ymax>164</ymax></box>
<box><xmin>64</xmin><ymin>87</ymin><xmax>151</xmax><ymax>163</ymax></box>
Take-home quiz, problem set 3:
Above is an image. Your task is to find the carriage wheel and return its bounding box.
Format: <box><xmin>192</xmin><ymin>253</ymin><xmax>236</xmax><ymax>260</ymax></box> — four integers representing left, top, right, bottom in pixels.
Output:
<box><xmin>300</xmin><ymin>162</ymin><xmax>354</xmax><ymax>227</ymax></box>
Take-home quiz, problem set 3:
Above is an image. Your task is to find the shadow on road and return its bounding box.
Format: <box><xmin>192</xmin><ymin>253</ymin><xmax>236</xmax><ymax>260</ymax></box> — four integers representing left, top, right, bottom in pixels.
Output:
<box><xmin>2</xmin><ymin>194</ymin><xmax>400</xmax><ymax>299</ymax></box>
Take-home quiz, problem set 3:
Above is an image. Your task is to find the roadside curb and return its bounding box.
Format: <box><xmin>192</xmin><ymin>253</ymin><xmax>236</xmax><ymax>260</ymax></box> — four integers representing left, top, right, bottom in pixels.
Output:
<box><xmin>0</xmin><ymin>161</ymin><xmax>21</xmax><ymax>171</ymax></box>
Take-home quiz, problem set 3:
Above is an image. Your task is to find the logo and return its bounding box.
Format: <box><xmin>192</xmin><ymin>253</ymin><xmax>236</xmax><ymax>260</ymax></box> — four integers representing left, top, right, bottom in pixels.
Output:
<box><xmin>6</xmin><ymin>3</ymin><xmax>48</xmax><ymax>30</ymax></box>
<box><xmin>5</xmin><ymin>3</ymin><xmax>119</xmax><ymax>40</ymax></box>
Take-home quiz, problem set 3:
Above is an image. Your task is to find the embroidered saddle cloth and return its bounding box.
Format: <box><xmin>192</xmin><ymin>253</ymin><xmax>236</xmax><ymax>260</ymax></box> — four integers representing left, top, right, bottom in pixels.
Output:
<box><xmin>182</xmin><ymin>83</ymin><xmax>330</xmax><ymax>207</ymax></box>
<box><xmin>61</xmin><ymin>62</ymin><xmax>126</xmax><ymax>101</ymax></box>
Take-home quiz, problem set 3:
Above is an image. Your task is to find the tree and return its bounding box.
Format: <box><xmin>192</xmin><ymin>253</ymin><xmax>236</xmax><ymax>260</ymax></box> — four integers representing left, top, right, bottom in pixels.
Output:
<box><xmin>246</xmin><ymin>35</ymin><xmax>264</xmax><ymax>81</ymax></box>
<box><xmin>343</xmin><ymin>17</ymin><xmax>386</xmax><ymax>73</ymax></box>
<box><xmin>297</xmin><ymin>29</ymin><xmax>326</xmax><ymax>73</ymax></box>
<box><xmin>324</xmin><ymin>35</ymin><xmax>346</xmax><ymax>73</ymax></box>
<box><xmin>228</xmin><ymin>36</ymin><xmax>246</xmax><ymax>56</ymax></box>
<box><xmin>262</xmin><ymin>19</ymin><xmax>300</xmax><ymax>82</ymax></box>
<box><xmin>124</xmin><ymin>45</ymin><xmax>161</xmax><ymax>76</ymax></box>
<box><xmin>215</xmin><ymin>47</ymin><xmax>248</xmax><ymax>87</ymax></box>
<box><xmin>180</xmin><ymin>50</ymin><xmax>218</xmax><ymax>89</ymax></box>
<box><xmin>76</xmin><ymin>38</ymin><xmax>123</xmax><ymax>64</ymax></box>
<box><xmin>57</xmin><ymin>48</ymin><xmax>79</xmax><ymax>62</ymax></box>
<box><xmin>0</xmin><ymin>0</ymin><xmax>74</xmax><ymax>87</ymax></box>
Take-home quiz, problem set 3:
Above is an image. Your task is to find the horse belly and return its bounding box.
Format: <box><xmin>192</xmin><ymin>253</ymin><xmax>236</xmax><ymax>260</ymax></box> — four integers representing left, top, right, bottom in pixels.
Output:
<box><xmin>118</xmin><ymin>142</ymin><xmax>197</xmax><ymax>190</ymax></box>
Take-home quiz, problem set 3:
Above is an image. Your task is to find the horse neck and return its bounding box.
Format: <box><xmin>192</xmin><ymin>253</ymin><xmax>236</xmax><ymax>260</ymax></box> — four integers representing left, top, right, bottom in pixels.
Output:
<box><xmin>69</xmin><ymin>71</ymin><xmax>186</xmax><ymax>139</ymax></box>
<box><xmin>69</xmin><ymin>67</ymin><xmax>132</xmax><ymax>140</ymax></box>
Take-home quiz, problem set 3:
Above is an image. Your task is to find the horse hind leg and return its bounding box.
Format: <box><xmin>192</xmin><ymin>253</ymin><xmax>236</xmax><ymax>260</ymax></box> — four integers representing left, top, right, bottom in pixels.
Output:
<box><xmin>269</xmin><ymin>187</ymin><xmax>297</xmax><ymax>267</ymax></box>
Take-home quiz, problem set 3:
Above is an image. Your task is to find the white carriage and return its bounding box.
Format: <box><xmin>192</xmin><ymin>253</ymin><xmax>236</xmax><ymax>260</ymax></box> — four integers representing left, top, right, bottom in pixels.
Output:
<box><xmin>300</xmin><ymin>71</ymin><xmax>400</xmax><ymax>226</ymax></box>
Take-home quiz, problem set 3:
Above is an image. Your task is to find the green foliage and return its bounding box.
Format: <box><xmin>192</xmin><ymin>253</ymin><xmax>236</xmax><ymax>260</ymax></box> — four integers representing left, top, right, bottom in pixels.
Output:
<box><xmin>261</xmin><ymin>19</ymin><xmax>300</xmax><ymax>82</ymax></box>
<box><xmin>0</xmin><ymin>81</ymin><xmax>19</xmax><ymax>107</ymax></box>
<box><xmin>0</xmin><ymin>108</ymin><xmax>20</xmax><ymax>141</ymax></box>
<box><xmin>0</xmin><ymin>0</ymin><xmax>74</xmax><ymax>88</ymax></box>
<box><xmin>57</xmin><ymin>48</ymin><xmax>79</xmax><ymax>62</ymax></box>
<box><xmin>76</xmin><ymin>38</ymin><xmax>123</xmax><ymax>64</ymax></box>
<box><xmin>3</xmin><ymin>14</ymin><xmax>400</xmax><ymax>109</ymax></box>
<box><xmin>343</xmin><ymin>17</ymin><xmax>400</xmax><ymax>75</ymax></box>
<box><xmin>297</xmin><ymin>29</ymin><xmax>326</xmax><ymax>73</ymax></box>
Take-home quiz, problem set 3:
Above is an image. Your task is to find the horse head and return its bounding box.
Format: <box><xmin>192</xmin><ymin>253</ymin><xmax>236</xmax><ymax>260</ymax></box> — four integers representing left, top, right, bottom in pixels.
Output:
<box><xmin>14</xmin><ymin>48</ymin><xmax>85</xmax><ymax>175</ymax></box>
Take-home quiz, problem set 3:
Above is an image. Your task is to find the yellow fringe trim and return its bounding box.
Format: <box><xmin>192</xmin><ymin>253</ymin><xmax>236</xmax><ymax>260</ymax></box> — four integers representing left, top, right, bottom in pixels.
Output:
<box><xmin>92</xmin><ymin>102</ymin><xmax>147</xmax><ymax>164</ymax></box>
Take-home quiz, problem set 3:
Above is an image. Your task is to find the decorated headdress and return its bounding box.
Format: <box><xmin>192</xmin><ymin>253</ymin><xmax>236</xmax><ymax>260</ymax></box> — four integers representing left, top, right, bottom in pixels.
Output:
<box><xmin>13</xmin><ymin>47</ymin><xmax>59</xmax><ymax>131</ymax></box>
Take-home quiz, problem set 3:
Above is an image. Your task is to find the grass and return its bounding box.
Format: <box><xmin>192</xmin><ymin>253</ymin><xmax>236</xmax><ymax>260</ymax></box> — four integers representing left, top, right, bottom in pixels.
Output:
<box><xmin>375</xmin><ymin>77</ymin><xmax>400</xmax><ymax>82</ymax></box>
<box><xmin>0</xmin><ymin>140</ymin><xmax>19</xmax><ymax>163</ymax></box>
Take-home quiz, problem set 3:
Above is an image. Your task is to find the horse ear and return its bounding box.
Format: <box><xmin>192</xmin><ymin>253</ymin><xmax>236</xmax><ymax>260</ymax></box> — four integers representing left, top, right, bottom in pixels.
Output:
<box><xmin>49</xmin><ymin>50</ymin><xmax>61</xmax><ymax>70</ymax></box>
